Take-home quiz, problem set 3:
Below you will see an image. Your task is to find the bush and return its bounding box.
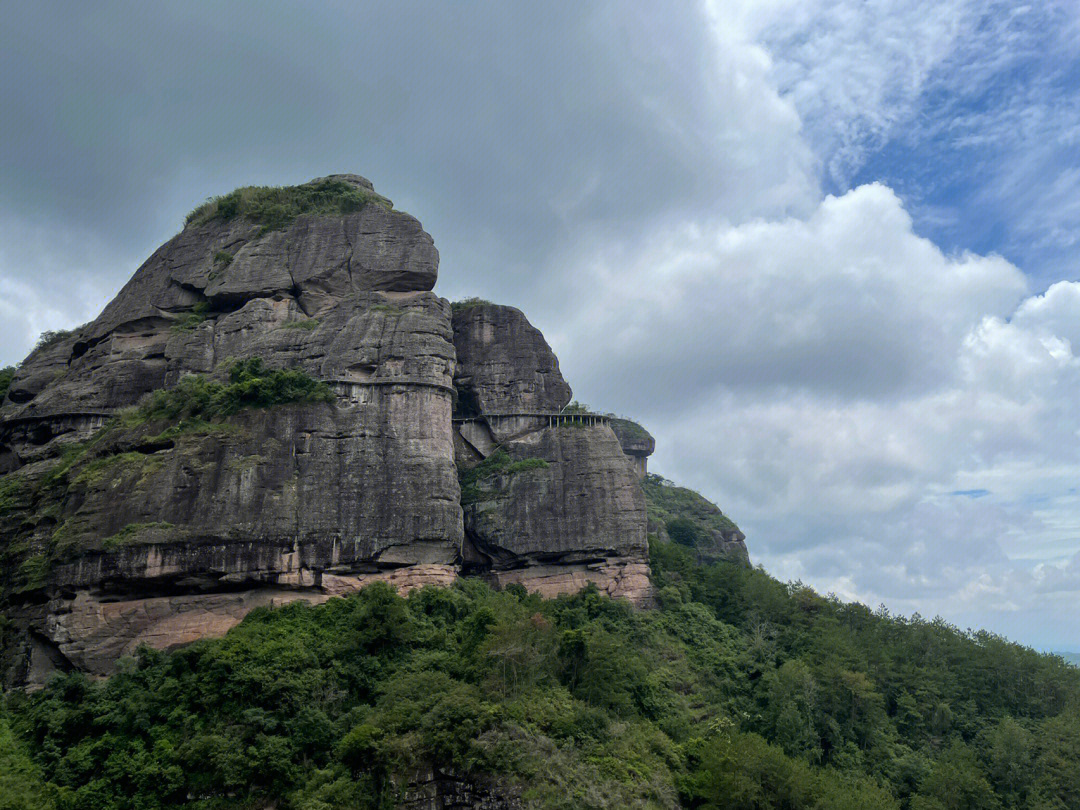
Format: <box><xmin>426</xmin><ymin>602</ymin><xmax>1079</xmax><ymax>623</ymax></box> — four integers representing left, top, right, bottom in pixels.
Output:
<box><xmin>0</xmin><ymin>366</ymin><xmax>15</xmax><ymax>401</ymax></box>
<box><xmin>281</xmin><ymin>318</ymin><xmax>320</xmax><ymax>330</ymax></box>
<box><xmin>33</xmin><ymin>329</ymin><xmax>76</xmax><ymax>351</ymax></box>
<box><xmin>170</xmin><ymin>301</ymin><xmax>210</xmax><ymax>332</ymax></box>
<box><xmin>186</xmin><ymin>179</ymin><xmax>390</xmax><ymax>233</ymax></box>
<box><xmin>450</xmin><ymin>297</ymin><xmax>494</xmax><ymax>312</ymax></box>
<box><xmin>139</xmin><ymin>358</ymin><xmax>334</xmax><ymax>422</ymax></box>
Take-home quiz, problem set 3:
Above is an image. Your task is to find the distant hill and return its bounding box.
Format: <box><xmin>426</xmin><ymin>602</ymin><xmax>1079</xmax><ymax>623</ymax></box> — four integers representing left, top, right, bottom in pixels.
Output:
<box><xmin>1056</xmin><ymin>651</ymin><xmax>1080</xmax><ymax>667</ymax></box>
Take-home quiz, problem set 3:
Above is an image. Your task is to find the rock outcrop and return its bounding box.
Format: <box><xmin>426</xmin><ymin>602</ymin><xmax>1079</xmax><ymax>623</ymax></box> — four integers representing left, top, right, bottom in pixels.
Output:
<box><xmin>609</xmin><ymin>417</ymin><xmax>655</xmax><ymax>477</ymax></box>
<box><xmin>0</xmin><ymin>175</ymin><xmax>679</xmax><ymax>686</ymax></box>
<box><xmin>642</xmin><ymin>473</ymin><xmax>749</xmax><ymax>565</ymax></box>
<box><xmin>452</xmin><ymin>303</ymin><xmax>650</xmax><ymax>603</ymax></box>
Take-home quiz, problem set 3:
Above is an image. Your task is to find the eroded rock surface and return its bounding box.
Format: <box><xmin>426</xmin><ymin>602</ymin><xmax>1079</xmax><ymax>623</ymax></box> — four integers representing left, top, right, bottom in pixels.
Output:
<box><xmin>451</xmin><ymin>303</ymin><xmax>571</xmax><ymax>426</ymax></box>
<box><xmin>451</xmin><ymin>305</ymin><xmax>650</xmax><ymax>603</ymax></box>
<box><xmin>0</xmin><ymin>174</ymin><xmax>726</xmax><ymax>686</ymax></box>
<box><xmin>0</xmin><ymin>176</ymin><xmax>462</xmax><ymax>684</ymax></box>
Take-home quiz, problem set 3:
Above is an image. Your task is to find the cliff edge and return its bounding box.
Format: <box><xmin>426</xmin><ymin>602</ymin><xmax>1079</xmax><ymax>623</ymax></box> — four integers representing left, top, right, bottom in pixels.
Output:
<box><xmin>0</xmin><ymin>175</ymin><xmax>745</xmax><ymax>686</ymax></box>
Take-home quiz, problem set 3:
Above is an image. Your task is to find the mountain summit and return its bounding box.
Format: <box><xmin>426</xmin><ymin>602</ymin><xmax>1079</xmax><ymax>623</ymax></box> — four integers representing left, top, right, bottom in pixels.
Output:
<box><xmin>0</xmin><ymin>175</ymin><xmax>746</xmax><ymax>686</ymax></box>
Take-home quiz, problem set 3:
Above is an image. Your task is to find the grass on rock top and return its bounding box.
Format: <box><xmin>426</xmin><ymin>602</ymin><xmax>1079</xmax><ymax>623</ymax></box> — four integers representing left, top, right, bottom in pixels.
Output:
<box><xmin>186</xmin><ymin>179</ymin><xmax>392</xmax><ymax>234</ymax></box>
<box><xmin>643</xmin><ymin>472</ymin><xmax>741</xmax><ymax>541</ymax></box>
<box><xmin>450</xmin><ymin>297</ymin><xmax>495</xmax><ymax>312</ymax></box>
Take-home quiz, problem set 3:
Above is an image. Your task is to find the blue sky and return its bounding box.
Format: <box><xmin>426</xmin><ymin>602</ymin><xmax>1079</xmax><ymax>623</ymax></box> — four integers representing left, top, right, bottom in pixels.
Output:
<box><xmin>789</xmin><ymin>1</ymin><xmax>1080</xmax><ymax>285</ymax></box>
<box><xmin>2</xmin><ymin>1</ymin><xmax>1080</xmax><ymax>648</ymax></box>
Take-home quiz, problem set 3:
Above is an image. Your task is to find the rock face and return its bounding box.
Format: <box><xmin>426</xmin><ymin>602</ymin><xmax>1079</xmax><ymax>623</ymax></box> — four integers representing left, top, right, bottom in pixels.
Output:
<box><xmin>451</xmin><ymin>302</ymin><xmax>571</xmax><ymax>425</ymax></box>
<box><xmin>0</xmin><ymin>175</ymin><xmax>669</xmax><ymax>686</ymax></box>
<box><xmin>452</xmin><ymin>304</ymin><xmax>651</xmax><ymax>603</ymax></box>
<box><xmin>609</xmin><ymin>417</ymin><xmax>655</xmax><ymax>478</ymax></box>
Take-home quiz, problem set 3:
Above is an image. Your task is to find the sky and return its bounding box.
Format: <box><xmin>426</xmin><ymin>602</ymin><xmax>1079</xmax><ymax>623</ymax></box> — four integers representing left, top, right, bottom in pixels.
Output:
<box><xmin>3</xmin><ymin>1</ymin><xmax>1080</xmax><ymax>649</ymax></box>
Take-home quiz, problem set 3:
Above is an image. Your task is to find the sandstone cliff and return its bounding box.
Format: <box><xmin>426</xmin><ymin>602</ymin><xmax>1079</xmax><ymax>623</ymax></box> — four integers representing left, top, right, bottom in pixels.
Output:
<box><xmin>0</xmin><ymin>175</ymin><xmax>722</xmax><ymax>686</ymax></box>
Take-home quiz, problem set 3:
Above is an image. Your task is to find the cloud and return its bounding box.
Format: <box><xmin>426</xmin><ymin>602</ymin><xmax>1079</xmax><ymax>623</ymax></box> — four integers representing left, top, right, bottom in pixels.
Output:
<box><xmin>557</xmin><ymin>182</ymin><xmax>1027</xmax><ymax>408</ymax></box>
<box><xmin>0</xmin><ymin>212</ymin><xmax>122</xmax><ymax>363</ymax></box>
<box><xmin>551</xmin><ymin>176</ymin><xmax>1080</xmax><ymax>645</ymax></box>
<box><xmin>3</xmin><ymin>3</ymin><xmax>1080</xmax><ymax>648</ymax></box>
<box><xmin>0</xmin><ymin>1</ymin><xmax>819</xmax><ymax>364</ymax></box>
<box><xmin>728</xmin><ymin>0</ymin><xmax>978</xmax><ymax>186</ymax></box>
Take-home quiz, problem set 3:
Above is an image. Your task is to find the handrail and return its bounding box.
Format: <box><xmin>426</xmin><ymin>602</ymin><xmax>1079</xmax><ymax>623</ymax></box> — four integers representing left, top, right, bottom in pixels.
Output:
<box><xmin>453</xmin><ymin>412</ymin><xmax>609</xmax><ymax>425</ymax></box>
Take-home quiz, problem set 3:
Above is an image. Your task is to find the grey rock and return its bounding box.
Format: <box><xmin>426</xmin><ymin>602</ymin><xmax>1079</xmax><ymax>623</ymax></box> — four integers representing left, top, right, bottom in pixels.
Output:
<box><xmin>0</xmin><ymin>174</ymin><xmax>676</xmax><ymax>685</ymax></box>
<box><xmin>609</xmin><ymin>417</ymin><xmax>655</xmax><ymax>477</ymax></box>
<box><xmin>0</xmin><ymin>177</ymin><xmax>459</xmax><ymax>683</ymax></box>
<box><xmin>463</xmin><ymin>426</ymin><xmax>647</xmax><ymax>568</ymax></box>
<box><xmin>451</xmin><ymin>303</ymin><xmax>571</xmax><ymax>424</ymax></box>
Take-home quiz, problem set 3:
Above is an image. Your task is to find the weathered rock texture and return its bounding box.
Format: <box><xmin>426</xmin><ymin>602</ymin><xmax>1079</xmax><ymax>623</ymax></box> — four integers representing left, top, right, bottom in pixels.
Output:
<box><xmin>609</xmin><ymin>417</ymin><xmax>655</xmax><ymax>478</ymax></box>
<box><xmin>1</xmin><ymin>176</ymin><xmax>463</xmax><ymax>684</ymax></box>
<box><xmin>0</xmin><ymin>175</ymin><xmax>677</xmax><ymax>686</ymax></box>
<box><xmin>452</xmin><ymin>304</ymin><xmax>651</xmax><ymax>602</ymax></box>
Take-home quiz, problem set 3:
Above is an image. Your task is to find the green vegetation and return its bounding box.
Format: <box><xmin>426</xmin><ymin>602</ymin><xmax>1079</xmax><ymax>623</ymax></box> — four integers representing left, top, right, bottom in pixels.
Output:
<box><xmin>1059</xmin><ymin>651</ymin><xmax>1080</xmax><ymax>667</ymax></box>
<box><xmin>139</xmin><ymin>358</ymin><xmax>334</xmax><ymax>421</ymax></box>
<box><xmin>458</xmin><ymin>450</ymin><xmax>550</xmax><ymax>505</ymax></box>
<box><xmin>0</xmin><ymin>366</ymin><xmax>15</xmax><ymax>401</ymax></box>
<box><xmin>170</xmin><ymin>301</ymin><xmax>211</xmax><ymax>332</ymax></box>
<box><xmin>0</xmin><ymin>477</ymin><xmax>27</xmax><ymax>517</ymax></box>
<box><xmin>186</xmin><ymin>179</ymin><xmax>390</xmax><ymax>234</ymax></box>
<box><xmin>0</xmin><ymin>361</ymin><xmax>332</xmax><ymax>590</ymax></box>
<box><xmin>450</xmin><ymin>297</ymin><xmax>494</xmax><ymax>312</ymax></box>
<box><xmin>5</xmin><ymin>548</ymin><xmax>1080</xmax><ymax>809</ymax></box>
<box><xmin>0</xmin><ymin>711</ymin><xmax>52</xmax><ymax>810</ymax></box>
<box><xmin>643</xmin><ymin>473</ymin><xmax>740</xmax><ymax>543</ymax></box>
<box><xmin>13</xmin><ymin>555</ymin><xmax>48</xmax><ymax>593</ymax></box>
<box><xmin>280</xmin><ymin>318</ymin><xmax>320</xmax><ymax>330</ymax></box>
<box><xmin>609</xmin><ymin>416</ymin><xmax>652</xmax><ymax>442</ymax></box>
<box><xmin>100</xmin><ymin>522</ymin><xmax>176</xmax><ymax>551</ymax></box>
<box><xmin>208</xmin><ymin>251</ymin><xmax>233</xmax><ymax>280</ymax></box>
<box><xmin>70</xmin><ymin>452</ymin><xmax>160</xmax><ymax>488</ymax></box>
<box><xmin>34</xmin><ymin>329</ymin><xmax>77</xmax><ymax>351</ymax></box>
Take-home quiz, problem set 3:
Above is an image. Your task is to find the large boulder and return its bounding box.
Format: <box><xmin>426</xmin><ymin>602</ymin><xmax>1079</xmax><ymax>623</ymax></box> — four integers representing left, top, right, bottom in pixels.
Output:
<box><xmin>0</xmin><ymin>176</ymin><xmax>460</xmax><ymax>684</ymax></box>
<box><xmin>451</xmin><ymin>302</ymin><xmax>571</xmax><ymax>420</ymax></box>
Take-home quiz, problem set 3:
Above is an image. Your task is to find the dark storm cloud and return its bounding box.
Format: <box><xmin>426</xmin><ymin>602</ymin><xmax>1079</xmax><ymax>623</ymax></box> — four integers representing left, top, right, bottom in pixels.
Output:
<box><xmin>1</xmin><ymin>0</ymin><xmax>796</xmax><ymax>364</ymax></box>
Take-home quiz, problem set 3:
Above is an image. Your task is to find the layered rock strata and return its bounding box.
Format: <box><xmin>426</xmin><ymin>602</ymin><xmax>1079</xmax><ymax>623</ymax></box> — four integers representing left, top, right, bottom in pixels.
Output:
<box><xmin>0</xmin><ymin>175</ymin><xmax>657</xmax><ymax>685</ymax></box>
<box><xmin>1</xmin><ymin>176</ymin><xmax>461</xmax><ymax>683</ymax></box>
<box><xmin>451</xmin><ymin>303</ymin><xmax>650</xmax><ymax>602</ymax></box>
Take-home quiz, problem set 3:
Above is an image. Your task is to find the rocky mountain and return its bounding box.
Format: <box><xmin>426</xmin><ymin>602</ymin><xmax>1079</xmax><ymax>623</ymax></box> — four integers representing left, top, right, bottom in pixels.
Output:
<box><xmin>0</xmin><ymin>175</ymin><xmax>746</xmax><ymax>687</ymax></box>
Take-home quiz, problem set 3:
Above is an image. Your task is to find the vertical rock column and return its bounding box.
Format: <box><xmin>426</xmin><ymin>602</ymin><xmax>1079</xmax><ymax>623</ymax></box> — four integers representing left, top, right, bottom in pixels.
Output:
<box><xmin>451</xmin><ymin>303</ymin><xmax>651</xmax><ymax>603</ymax></box>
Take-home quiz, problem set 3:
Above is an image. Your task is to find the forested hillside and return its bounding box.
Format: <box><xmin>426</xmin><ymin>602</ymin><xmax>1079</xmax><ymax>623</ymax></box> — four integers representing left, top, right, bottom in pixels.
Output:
<box><xmin>3</xmin><ymin>484</ymin><xmax>1079</xmax><ymax>810</ymax></box>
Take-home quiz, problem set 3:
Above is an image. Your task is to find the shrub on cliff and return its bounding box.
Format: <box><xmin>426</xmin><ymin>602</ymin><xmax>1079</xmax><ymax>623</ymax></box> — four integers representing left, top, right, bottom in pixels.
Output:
<box><xmin>139</xmin><ymin>358</ymin><xmax>333</xmax><ymax>422</ymax></box>
<box><xmin>186</xmin><ymin>179</ymin><xmax>390</xmax><ymax>233</ymax></box>
<box><xmin>0</xmin><ymin>366</ymin><xmax>14</xmax><ymax>402</ymax></box>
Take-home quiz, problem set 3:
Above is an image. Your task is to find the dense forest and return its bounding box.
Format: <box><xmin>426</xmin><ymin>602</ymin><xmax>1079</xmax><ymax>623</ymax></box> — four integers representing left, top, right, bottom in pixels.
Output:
<box><xmin>2</xmin><ymin>478</ymin><xmax>1080</xmax><ymax>810</ymax></box>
